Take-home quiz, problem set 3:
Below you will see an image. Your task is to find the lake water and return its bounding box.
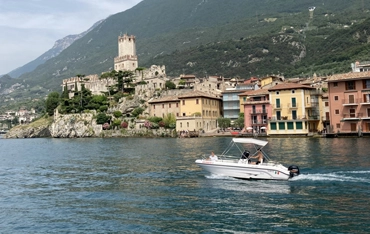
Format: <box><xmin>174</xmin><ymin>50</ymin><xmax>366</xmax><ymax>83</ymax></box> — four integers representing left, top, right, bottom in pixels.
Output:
<box><xmin>0</xmin><ymin>137</ymin><xmax>369</xmax><ymax>233</ymax></box>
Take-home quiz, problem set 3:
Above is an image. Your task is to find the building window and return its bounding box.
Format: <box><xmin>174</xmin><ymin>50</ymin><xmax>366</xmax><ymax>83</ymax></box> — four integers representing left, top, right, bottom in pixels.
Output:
<box><xmin>176</xmin><ymin>103</ymin><xmax>179</xmax><ymax>107</ymax></box>
<box><xmin>187</xmin><ymin>122</ymin><xmax>189</xmax><ymax>128</ymax></box>
<box><xmin>276</xmin><ymin>91</ymin><xmax>280</xmax><ymax>95</ymax></box>
<box><xmin>196</xmin><ymin>99</ymin><xmax>199</xmax><ymax>104</ymax></box>
<box><xmin>325</xmin><ymin>102</ymin><xmax>329</xmax><ymax>106</ymax></box>
<box><xmin>336</xmin><ymin>123</ymin><xmax>340</xmax><ymax>128</ymax></box>
<box><xmin>162</xmin><ymin>104</ymin><xmax>164</xmax><ymax>109</ymax></box>
<box><xmin>363</xmin><ymin>80</ymin><xmax>370</xmax><ymax>89</ymax></box>
<box><xmin>345</xmin><ymin>81</ymin><xmax>356</xmax><ymax>90</ymax></box>
<box><xmin>287</xmin><ymin>122</ymin><xmax>294</xmax><ymax>130</ymax></box>
<box><xmin>270</xmin><ymin>122</ymin><xmax>277</xmax><ymax>130</ymax></box>
<box><xmin>278</xmin><ymin>122</ymin><xmax>285</xmax><ymax>130</ymax></box>
<box><xmin>180</xmin><ymin>123</ymin><xmax>182</xmax><ymax>128</ymax></box>
<box><xmin>334</xmin><ymin>96</ymin><xmax>338</xmax><ymax>101</ymax></box>
<box><xmin>176</xmin><ymin>113</ymin><xmax>179</xmax><ymax>117</ymax></box>
<box><xmin>182</xmin><ymin>100</ymin><xmax>185</xmax><ymax>105</ymax></box>
<box><xmin>153</xmin><ymin>105</ymin><xmax>155</xmax><ymax>109</ymax></box>
<box><xmin>276</xmin><ymin>111</ymin><xmax>281</xmax><ymax>120</ymax></box>
<box><xmin>333</xmin><ymin>82</ymin><xmax>338</xmax><ymax>87</ymax></box>
<box><xmin>169</xmin><ymin>103</ymin><xmax>171</xmax><ymax>108</ymax></box>
<box><xmin>292</xmin><ymin>90</ymin><xmax>295</xmax><ymax>94</ymax></box>
<box><xmin>335</xmin><ymin>109</ymin><xmax>339</xmax><ymax>115</ymax></box>
<box><xmin>183</xmin><ymin>113</ymin><xmax>186</xmax><ymax>116</ymax></box>
<box><xmin>296</xmin><ymin>122</ymin><xmax>303</xmax><ymax>129</ymax></box>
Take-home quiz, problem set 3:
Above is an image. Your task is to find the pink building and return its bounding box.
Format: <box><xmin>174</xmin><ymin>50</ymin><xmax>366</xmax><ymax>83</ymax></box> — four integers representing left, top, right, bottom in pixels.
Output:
<box><xmin>239</xmin><ymin>89</ymin><xmax>271</xmax><ymax>132</ymax></box>
<box><xmin>328</xmin><ymin>71</ymin><xmax>370</xmax><ymax>134</ymax></box>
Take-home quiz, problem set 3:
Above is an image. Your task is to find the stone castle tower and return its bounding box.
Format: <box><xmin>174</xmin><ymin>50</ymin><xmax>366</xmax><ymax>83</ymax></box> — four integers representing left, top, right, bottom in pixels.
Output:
<box><xmin>114</xmin><ymin>34</ymin><xmax>138</xmax><ymax>71</ymax></box>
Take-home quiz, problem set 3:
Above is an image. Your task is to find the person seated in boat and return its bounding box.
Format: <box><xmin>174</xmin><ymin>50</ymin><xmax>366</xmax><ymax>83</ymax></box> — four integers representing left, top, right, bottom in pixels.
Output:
<box><xmin>208</xmin><ymin>151</ymin><xmax>218</xmax><ymax>161</ymax></box>
<box><xmin>250</xmin><ymin>148</ymin><xmax>264</xmax><ymax>165</ymax></box>
<box><xmin>239</xmin><ymin>150</ymin><xmax>250</xmax><ymax>163</ymax></box>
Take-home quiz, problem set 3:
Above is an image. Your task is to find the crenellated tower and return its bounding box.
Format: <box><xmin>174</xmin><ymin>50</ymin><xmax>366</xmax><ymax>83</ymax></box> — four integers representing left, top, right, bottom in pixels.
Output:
<box><xmin>114</xmin><ymin>34</ymin><xmax>138</xmax><ymax>71</ymax></box>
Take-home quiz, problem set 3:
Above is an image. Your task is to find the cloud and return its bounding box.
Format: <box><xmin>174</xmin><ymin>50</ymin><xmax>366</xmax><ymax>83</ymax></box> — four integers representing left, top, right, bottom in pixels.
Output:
<box><xmin>0</xmin><ymin>0</ymin><xmax>142</xmax><ymax>75</ymax></box>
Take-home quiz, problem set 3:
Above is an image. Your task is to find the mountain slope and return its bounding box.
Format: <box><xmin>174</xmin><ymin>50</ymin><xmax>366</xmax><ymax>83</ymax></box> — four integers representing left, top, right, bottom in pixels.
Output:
<box><xmin>6</xmin><ymin>20</ymin><xmax>104</xmax><ymax>79</ymax></box>
<box><xmin>1</xmin><ymin>0</ymin><xmax>370</xmax><ymax>108</ymax></box>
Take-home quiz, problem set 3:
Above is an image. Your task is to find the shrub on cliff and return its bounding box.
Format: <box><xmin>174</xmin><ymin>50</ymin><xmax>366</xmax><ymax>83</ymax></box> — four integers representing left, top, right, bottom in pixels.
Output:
<box><xmin>96</xmin><ymin>113</ymin><xmax>111</xmax><ymax>124</ymax></box>
<box><xmin>45</xmin><ymin>92</ymin><xmax>60</xmax><ymax>116</ymax></box>
<box><xmin>113</xmin><ymin>111</ymin><xmax>123</xmax><ymax>118</ymax></box>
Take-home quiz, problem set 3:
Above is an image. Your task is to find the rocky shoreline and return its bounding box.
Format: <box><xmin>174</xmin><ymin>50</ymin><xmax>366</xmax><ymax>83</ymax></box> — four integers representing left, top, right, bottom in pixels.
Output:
<box><xmin>4</xmin><ymin>114</ymin><xmax>177</xmax><ymax>139</ymax></box>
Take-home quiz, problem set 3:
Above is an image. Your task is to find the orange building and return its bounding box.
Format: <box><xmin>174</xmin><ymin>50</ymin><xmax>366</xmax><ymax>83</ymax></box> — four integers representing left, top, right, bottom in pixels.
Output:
<box><xmin>327</xmin><ymin>71</ymin><xmax>370</xmax><ymax>135</ymax></box>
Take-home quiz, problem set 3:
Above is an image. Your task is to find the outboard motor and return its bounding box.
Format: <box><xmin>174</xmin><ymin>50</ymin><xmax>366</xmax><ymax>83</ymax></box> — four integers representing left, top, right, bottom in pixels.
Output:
<box><xmin>288</xmin><ymin>165</ymin><xmax>300</xmax><ymax>178</ymax></box>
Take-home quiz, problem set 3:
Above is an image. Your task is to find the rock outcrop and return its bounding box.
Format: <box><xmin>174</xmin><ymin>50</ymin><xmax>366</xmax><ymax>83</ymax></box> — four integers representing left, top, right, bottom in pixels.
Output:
<box><xmin>50</xmin><ymin>113</ymin><xmax>102</xmax><ymax>138</ymax></box>
<box><xmin>4</xmin><ymin>117</ymin><xmax>52</xmax><ymax>138</ymax></box>
<box><xmin>5</xmin><ymin>112</ymin><xmax>177</xmax><ymax>139</ymax></box>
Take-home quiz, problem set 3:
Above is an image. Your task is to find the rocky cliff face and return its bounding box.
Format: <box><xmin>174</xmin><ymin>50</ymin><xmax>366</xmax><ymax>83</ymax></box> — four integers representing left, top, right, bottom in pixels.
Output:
<box><xmin>5</xmin><ymin>113</ymin><xmax>176</xmax><ymax>139</ymax></box>
<box><xmin>50</xmin><ymin>113</ymin><xmax>102</xmax><ymax>138</ymax></box>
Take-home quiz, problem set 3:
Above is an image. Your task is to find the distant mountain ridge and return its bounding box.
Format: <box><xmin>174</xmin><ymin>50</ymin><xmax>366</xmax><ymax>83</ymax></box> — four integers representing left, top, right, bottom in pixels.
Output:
<box><xmin>6</xmin><ymin>20</ymin><xmax>104</xmax><ymax>78</ymax></box>
<box><xmin>1</xmin><ymin>0</ymin><xmax>370</xmax><ymax>110</ymax></box>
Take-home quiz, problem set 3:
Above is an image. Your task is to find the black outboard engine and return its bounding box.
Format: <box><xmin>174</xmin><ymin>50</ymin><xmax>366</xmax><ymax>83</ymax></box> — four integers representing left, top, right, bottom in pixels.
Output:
<box><xmin>288</xmin><ymin>165</ymin><xmax>300</xmax><ymax>178</ymax></box>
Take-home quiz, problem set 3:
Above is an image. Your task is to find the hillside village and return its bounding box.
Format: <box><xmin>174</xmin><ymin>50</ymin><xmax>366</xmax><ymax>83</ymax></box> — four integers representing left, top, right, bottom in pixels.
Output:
<box><xmin>4</xmin><ymin>33</ymin><xmax>370</xmax><ymax>138</ymax></box>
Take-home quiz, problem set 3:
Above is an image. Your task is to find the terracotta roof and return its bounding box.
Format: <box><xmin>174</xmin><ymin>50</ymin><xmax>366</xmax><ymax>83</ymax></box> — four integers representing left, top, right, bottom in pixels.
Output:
<box><xmin>239</xmin><ymin>89</ymin><xmax>269</xmax><ymax>96</ymax></box>
<box><xmin>178</xmin><ymin>90</ymin><xmax>221</xmax><ymax>100</ymax></box>
<box><xmin>268</xmin><ymin>83</ymin><xmax>315</xmax><ymax>91</ymax></box>
<box><xmin>327</xmin><ymin>71</ymin><xmax>370</xmax><ymax>82</ymax></box>
<box><xmin>148</xmin><ymin>95</ymin><xmax>179</xmax><ymax>104</ymax></box>
<box><xmin>181</xmin><ymin>75</ymin><xmax>196</xmax><ymax>79</ymax></box>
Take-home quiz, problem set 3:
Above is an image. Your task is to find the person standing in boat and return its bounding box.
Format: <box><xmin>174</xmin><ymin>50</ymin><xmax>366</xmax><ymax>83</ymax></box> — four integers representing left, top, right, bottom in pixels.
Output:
<box><xmin>250</xmin><ymin>148</ymin><xmax>264</xmax><ymax>164</ymax></box>
<box><xmin>209</xmin><ymin>151</ymin><xmax>218</xmax><ymax>161</ymax></box>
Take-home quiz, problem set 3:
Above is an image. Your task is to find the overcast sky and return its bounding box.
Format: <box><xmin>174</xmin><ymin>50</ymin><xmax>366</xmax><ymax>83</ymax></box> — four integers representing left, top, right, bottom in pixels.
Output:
<box><xmin>0</xmin><ymin>0</ymin><xmax>143</xmax><ymax>75</ymax></box>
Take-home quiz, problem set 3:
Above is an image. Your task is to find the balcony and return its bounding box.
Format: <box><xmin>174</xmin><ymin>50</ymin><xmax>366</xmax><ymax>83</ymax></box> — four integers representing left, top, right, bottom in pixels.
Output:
<box><xmin>305</xmin><ymin>101</ymin><xmax>319</xmax><ymax>108</ymax></box>
<box><xmin>342</xmin><ymin>98</ymin><xmax>359</xmax><ymax>106</ymax></box>
<box><xmin>342</xmin><ymin>113</ymin><xmax>362</xmax><ymax>121</ymax></box>
<box><xmin>249</xmin><ymin>109</ymin><xmax>268</xmax><ymax>115</ymax></box>
<box><xmin>250</xmin><ymin>120</ymin><xmax>268</xmax><ymax>125</ymax></box>
<box><xmin>272</xmin><ymin>104</ymin><xmax>283</xmax><ymax>109</ymax></box>
<box><xmin>270</xmin><ymin>115</ymin><xmax>306</xmax><ymax>121</ymax></box>
<box><xmin>288</xmin><ymin>103</ymin><xmax>298</xmax><ymax>109</ymax></box>
<box><xmin>243</xmin><ymin>100</ymin><xmax>270</xmax><ymax>105</ymax></box>
<box><xmin>360</xmin><ymin>99</ymin><xmax>370</xmax><ymax>105</ymax></box>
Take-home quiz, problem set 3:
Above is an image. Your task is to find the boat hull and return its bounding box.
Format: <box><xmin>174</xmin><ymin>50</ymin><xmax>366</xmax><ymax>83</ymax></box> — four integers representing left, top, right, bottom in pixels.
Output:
<box><xmin>195</xmin><ymin>159</ymin><xmax>291</xmax><ymax>180</ymax></box>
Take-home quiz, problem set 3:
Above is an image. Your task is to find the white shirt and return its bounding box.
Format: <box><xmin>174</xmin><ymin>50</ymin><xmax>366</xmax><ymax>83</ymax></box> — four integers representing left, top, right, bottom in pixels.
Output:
<box><xmin>210</xmin><ymin>155</ymin><xmax>218</xmax><ymax>161</ymax></box>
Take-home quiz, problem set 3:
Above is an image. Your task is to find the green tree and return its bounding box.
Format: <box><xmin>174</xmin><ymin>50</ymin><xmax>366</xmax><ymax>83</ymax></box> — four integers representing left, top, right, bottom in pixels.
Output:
<box><xmin>135</xmin><ymin>67</ymin><xmax>145</xmax><ymax>81</ymax></box>
<box><xmin>113</xmin><ymin>110</ymin><xmax>123</xmax><ymax>118</ymax></box>
<box><xmin>100</xmin><ymin>71</ymin><xmax>116</xmax><ymax>97</ymax></box>
<box><xmin>234</xmin><ymin>116</ymin><xmax>245</xmax><ymax>129</ymax></box>
<box><xmin>217</xmin><ymin>117</ymin><xmax>231</xmax><ymax>129</ymax></box>
<box><xmin>163</xmin><ymin>113</ymin><xmax>176</xmax><ymax>128</ymax></box>
<box><xmin>96</xmin><ymin>113</ymin><xmax>111</xmax><ymax>124</ymax></box>
<box><xmin>131</xmin><ymin>107</ymin><xmax>144</xmax><ymax>117</ymax></box>
<box><xmin>115</xmin><ymin>70</ymin><xmax>135</xmax><ymax>92</ymax></box>
<box><xmin>45</xmin><ymin>92</ymin><xmax>60</xmax><ymax>116</ymax></box>
<box><xmin>165</xmin><ymin>80</ymin><xmax>176</xmax><ymax>89</ymax></box>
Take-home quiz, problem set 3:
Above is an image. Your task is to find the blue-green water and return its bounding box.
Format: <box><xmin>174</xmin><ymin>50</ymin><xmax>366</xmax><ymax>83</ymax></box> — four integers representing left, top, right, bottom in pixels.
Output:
<box><xmin>0</xmin><ymin>137</ymin><xmax>369</xmax><ymax>233</ymax></box>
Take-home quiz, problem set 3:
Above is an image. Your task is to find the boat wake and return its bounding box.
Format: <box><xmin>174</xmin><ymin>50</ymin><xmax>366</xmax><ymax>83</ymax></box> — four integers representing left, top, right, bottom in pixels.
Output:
<box><xmin>290</xmin><ymin>170</ymin><xmax>370</xmax><ymax>183</ymax></box>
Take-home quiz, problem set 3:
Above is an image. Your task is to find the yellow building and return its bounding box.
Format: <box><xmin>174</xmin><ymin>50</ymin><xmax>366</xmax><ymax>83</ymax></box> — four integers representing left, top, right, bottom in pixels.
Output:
<box><xmin>268</xmin><ymin>83</ymin><xmax>323</xmax><ymax>136</ymax></box>
<box><xmin>176</xmin><ymin>91</ymin><xmax>222</xmax><ymax>132</ymax></box>
<box><xmin>260</xmin><ymin>75</ymin><xmax>285</xmax><ymax>88</ymax></box>
<box><xmin>147</xmin><ymin>91</ymin><xmax>222</xmax><ymax>132</ymax></box>
<box><xmin>148</xmin><ymin>95</ymin><xmax>180</xmax><ymax>118</ymax></box>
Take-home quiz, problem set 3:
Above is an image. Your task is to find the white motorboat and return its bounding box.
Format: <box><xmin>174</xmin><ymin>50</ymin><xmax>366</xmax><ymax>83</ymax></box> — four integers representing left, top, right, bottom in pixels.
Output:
<box><xmin>195</xmin><ymin>138</ymin><xmax>300</xmax><ymax>180</ymax></box>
